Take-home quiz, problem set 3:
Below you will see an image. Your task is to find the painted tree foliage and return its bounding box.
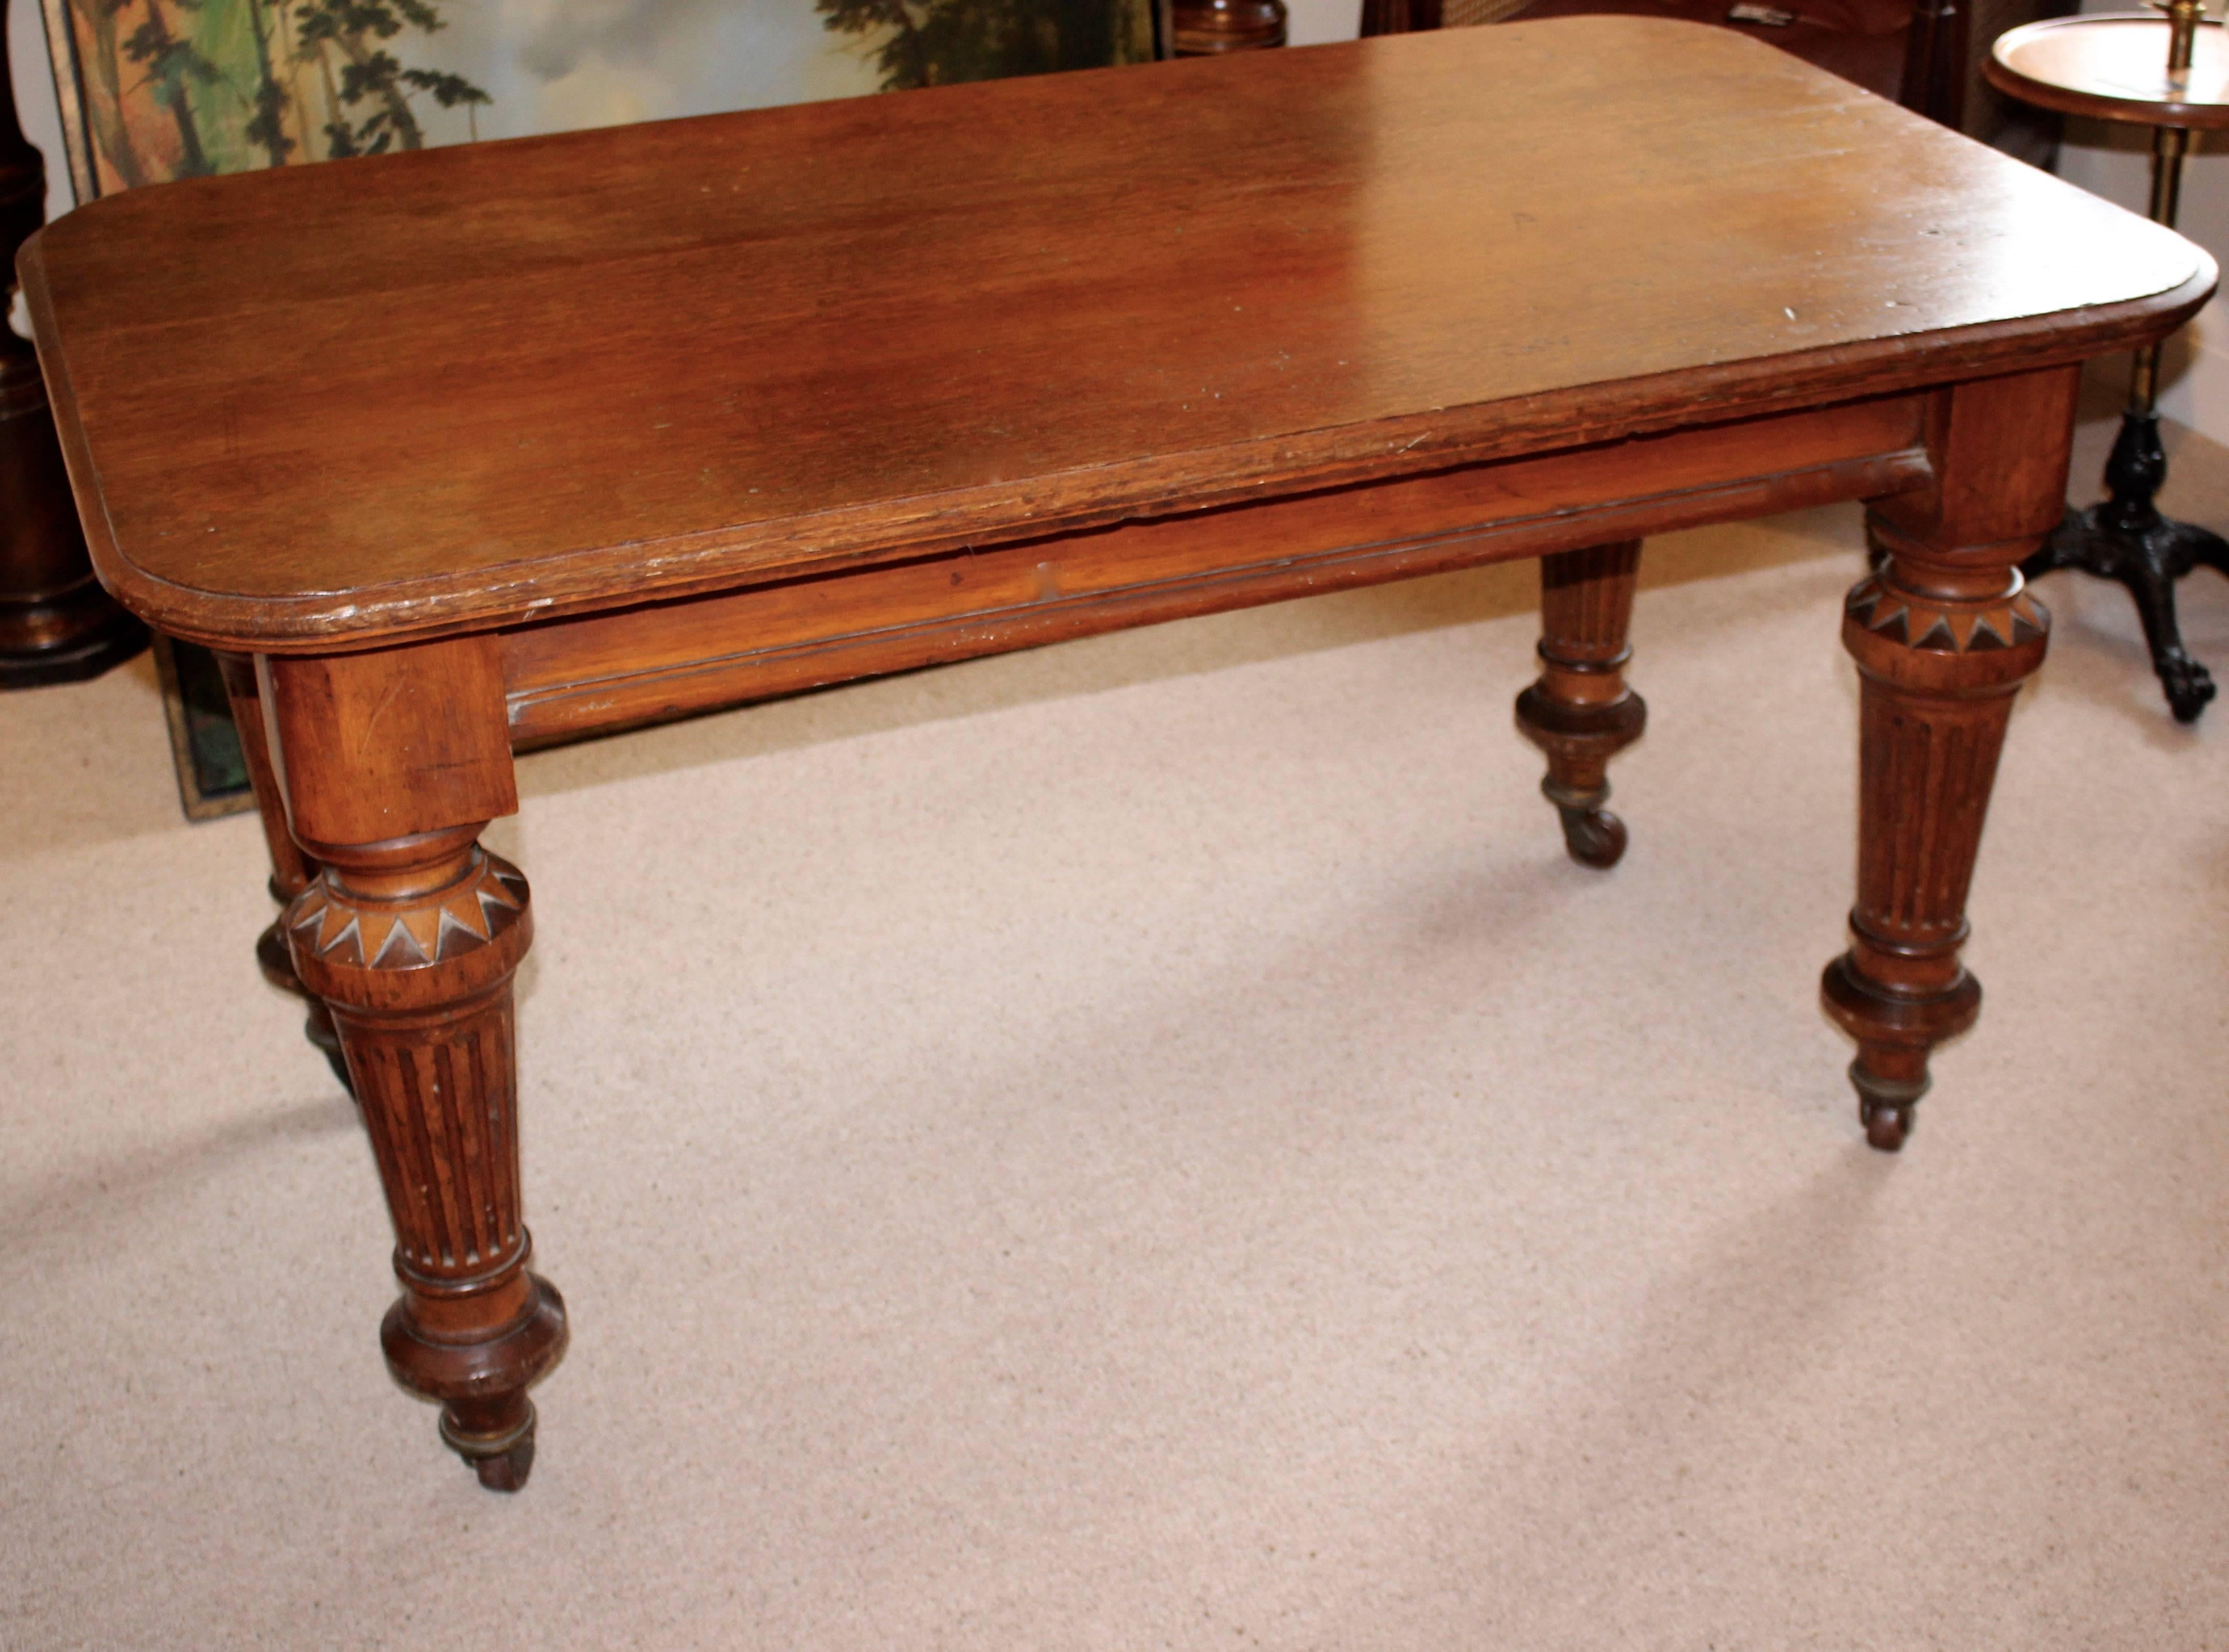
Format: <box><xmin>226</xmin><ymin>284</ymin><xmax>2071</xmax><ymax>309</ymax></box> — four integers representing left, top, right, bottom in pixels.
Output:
<box><xmin>819</xmin><ymin>0</ymin><xmax>1152</xmax><ymax>91</ymax></box>
<box><xmin>66</xmin><ymin>0</ymin><xmax>491</xmax><ymax>190</ymax></box>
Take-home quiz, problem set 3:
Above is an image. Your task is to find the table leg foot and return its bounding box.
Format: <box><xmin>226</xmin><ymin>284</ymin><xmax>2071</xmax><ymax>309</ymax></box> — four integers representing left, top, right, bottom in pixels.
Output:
<box><xmin>1858</xmin><ymin>1086</ymin><xmax>1917</xmax><ymax>1152</ymax></box>
<box><xmin>403</xmin><ymin>1276</ymin><xmax>567</xmax><ymax>1491</ymax></box>
<box><xmin>463</xmin><ymin>1418</ymin><xmax>537</xmax><ymax>1493</ymax></box>
<box><xmin>1538</xmin><ymin>776</ymin><xmax>1628</xmax><ymax>868</ymax></box>
<box><xmin>1821</xmin><ymin>951</ymin><xmax>1983</xmax><ymax>1150</ymax></box>
<box><xmin>1516</xmin><ymin>540</ymin><xmax>1646</xmax><ymax>869</ymax></box>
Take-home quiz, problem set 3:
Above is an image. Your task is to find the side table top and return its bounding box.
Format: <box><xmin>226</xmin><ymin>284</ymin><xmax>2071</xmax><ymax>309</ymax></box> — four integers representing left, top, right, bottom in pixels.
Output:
<box><xmin>1987</xmin><ymin>13</ymin><xmax>2229</xmax><ymax>128</ymax></box>
<box><xmin>21</xmin><ymin>19</ymin><xmax>2214</xmax><ymax>652</ymax></box>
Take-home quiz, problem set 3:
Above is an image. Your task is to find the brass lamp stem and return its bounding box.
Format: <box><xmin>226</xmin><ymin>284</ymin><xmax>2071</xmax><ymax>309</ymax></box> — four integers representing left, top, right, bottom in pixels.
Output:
<box><xmin>2130</xmin><ymin>6</ymin><xmax>2203</xmax><ymax>412</ymax></box>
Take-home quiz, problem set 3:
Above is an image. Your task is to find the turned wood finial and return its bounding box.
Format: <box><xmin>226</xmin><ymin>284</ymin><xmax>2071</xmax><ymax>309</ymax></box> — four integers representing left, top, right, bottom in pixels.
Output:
<box><xmin>1172</xmin><ymin>0</ymin><xmax>1288</xmax><ymax>54</ymax></box>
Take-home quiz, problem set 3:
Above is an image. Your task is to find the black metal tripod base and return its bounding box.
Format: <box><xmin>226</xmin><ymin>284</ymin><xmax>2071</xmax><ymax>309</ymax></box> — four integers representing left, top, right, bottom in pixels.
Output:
<box><xmin>2025</xmin><ymin>411</ymin><xmax>2228</xmax><ymax>724</ymax></box>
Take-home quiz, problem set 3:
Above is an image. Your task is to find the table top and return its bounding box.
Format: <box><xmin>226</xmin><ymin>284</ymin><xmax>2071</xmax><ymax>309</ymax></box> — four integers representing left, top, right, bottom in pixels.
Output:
<box><xmin>23</xmin><ymin>19</ymin><xmax>2212</xmax><ymax>652</ymax></box>
<box><xmin>1987</xmin><ymin>13</ymin><xmax>2229</xmax><ymax>128</ymax></box>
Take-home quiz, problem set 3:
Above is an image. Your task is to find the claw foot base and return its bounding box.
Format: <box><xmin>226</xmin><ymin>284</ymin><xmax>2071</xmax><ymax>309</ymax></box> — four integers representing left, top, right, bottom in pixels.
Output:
<box><xmin>2024</xmin><ymin>416</ymin><xmax>2228</xmax><ymax>724</ymax></box>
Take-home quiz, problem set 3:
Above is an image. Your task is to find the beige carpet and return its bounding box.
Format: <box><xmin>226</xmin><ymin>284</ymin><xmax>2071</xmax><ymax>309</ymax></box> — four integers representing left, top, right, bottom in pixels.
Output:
<box><xmin>4</xmin><ymin>409</ymin><xmax>2226</xmax><ymax>1649</ymax></box>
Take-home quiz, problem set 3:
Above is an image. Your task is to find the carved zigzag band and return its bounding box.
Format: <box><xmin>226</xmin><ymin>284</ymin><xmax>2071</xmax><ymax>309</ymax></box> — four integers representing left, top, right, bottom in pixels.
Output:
<box><xmin>1845</xmin><ymin>574</ymin><xmax>2047</xmax><ymax>655</ymax></box>
<box><xmin>290</xmin><ymin>850</ymin><xmax>527</xmax><ymax>970</ymax></box>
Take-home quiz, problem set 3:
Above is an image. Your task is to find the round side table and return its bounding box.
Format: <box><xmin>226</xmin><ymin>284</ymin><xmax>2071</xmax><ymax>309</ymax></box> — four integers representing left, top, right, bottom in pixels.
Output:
<box><xmin>1988</xmin><ymin>9</ymin><xmax>2229</xmax><ymax>721</ymax></box>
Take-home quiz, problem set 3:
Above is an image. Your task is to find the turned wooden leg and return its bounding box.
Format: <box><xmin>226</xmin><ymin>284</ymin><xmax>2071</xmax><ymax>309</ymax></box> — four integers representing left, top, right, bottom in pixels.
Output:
<box><xmin>286</xmin><ymin>827</ymin><xmax>563</xmax><ymax>1488</ymax></box>
<box><xmin>262</xmin><ymin>637</ymin><xmax>567</xmax><ymax>1487</ymax></box>
<box><xmin>216</xmin><ymin>651</ymin><xmax>349</xmax><ymax>1091</ymax></box>
<box><xmin>1822</xmin><ymin>564</ymin><xmax>2047</xmax><ymax>1148</ymax></box>
<box><xmin>1515</xmin><ymin>540</ymin><xmax>1646</xmax><ymax>868</ymax></box>
<box><xmin>1823</xmin><ymin>367</ymin><xmax>2075</xmax><ymax>1150</ymax></box>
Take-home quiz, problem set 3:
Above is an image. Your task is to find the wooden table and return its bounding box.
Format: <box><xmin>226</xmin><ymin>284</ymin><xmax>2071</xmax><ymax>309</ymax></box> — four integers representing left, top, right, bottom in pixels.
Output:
<box><xmin>22</xmin><ymin>20</ymin><xmax>2210</xmax><ymax>1492</ymax></box>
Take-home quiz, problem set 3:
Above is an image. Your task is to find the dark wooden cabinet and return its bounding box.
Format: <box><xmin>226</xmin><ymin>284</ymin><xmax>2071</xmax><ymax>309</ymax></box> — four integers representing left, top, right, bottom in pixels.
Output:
<box><xmin>1363</xmin><ymin>0</ymin><xmax>2078</xmax><ymax>167</ymax></box>
<box><xmin>0</xmin><ymin>0</ymin><xmax>143</xmax><ymax>687</ymax></box>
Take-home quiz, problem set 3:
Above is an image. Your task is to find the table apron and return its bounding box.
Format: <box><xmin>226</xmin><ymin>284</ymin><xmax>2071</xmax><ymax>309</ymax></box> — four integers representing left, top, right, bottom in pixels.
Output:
<box><xmin>501</xmin><ymin>394</ymin><xmax>1930</xmax><ymax>747</ymax></box>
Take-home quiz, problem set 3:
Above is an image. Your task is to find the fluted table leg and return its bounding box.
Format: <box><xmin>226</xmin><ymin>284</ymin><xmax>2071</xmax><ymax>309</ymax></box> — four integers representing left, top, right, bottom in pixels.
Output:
<box><xmin>261</xmin><ymin>636</ymin><xmax>567</xmax><ymax>1487</ymax></box>
<box><xmin>1824</xmin><ymin>367</ymin><xmax>2077</xmax><ymax>1150</ymax></box>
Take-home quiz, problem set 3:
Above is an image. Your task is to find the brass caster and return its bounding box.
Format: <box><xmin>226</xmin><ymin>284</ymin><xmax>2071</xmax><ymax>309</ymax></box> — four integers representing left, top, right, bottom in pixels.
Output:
<box><xmin>1851</xmin><ymin>1060</ymin><xmax>1927</xmax><ymax>1152</ymax></box>
<box><xmin>472</xmin><ymin>1435</ymin><xmax>536</xmax><ymax>1493</ymax></box>
<box><xmin>441</xmin><ymin>1399</ymin><xmax>539</xmax><ymax>1494</ymax></box>
<box><xmin>1556</xmin><ymin>804</ymin><xmax>1628</xmax><ymax>869</ymax></box>
<box><xmin>1543</xmin><ymin>778</ymin><xmax>1628</xmax><ymax>869</ymax></box>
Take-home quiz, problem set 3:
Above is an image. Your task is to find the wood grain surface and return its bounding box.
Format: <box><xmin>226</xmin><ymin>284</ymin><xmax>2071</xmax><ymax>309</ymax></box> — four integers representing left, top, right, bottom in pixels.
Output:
<box><xmin>501</xmin><ymin>395</ymin><xmax>1927</xmax><ymax>741</ymax></box>
<box><xmin>21</xmin><ymin>19</ymin><xmax>2213</xmax><ymax>650</ymax></box>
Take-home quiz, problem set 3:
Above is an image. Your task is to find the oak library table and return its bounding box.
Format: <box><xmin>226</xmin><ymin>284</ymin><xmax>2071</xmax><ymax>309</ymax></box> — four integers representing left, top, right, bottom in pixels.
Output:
<box><xmin>21</xmin><ymin>20</ymin><xmax>2210</xmax><ymax>1491</ymax></box>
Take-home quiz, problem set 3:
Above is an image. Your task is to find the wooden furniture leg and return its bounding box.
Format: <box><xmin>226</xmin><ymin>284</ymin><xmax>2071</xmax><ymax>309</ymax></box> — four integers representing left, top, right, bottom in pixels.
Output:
<box><xmin>1824</xmin><ymin>367</ymin><xmax>2076</xmax><ymax>1150</ymax></box>
<box><xmin>215</xmin><ymin>651</ymin><xmax>349</xmax><ymax>1090</ymax></box>
<box><xmin>1516</xmin><ymin>540</ymin><xmax>1646</xmax><ymax>868</ymax></box>
<box><xmin>262</xmin><ymin>637</ymin><xmax>567</xmax><ymax>1489</ymax></box>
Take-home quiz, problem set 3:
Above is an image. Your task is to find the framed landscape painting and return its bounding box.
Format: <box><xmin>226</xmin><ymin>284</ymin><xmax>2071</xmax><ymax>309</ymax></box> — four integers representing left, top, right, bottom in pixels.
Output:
<box><xmin>35</xmin><ymin>0</ymin><xmax>1159</xmax><ymax>813</ymax></box>
<box><xmin>39</xmin><ymin>0</ymin><xmax>1159</xmax><ymax>198</ymax></box>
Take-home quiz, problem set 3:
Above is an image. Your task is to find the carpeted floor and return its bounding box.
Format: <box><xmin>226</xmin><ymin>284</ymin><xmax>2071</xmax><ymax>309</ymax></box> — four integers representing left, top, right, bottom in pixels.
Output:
<box><xmin>4</xmin><ymin>403</ymin><xmax>2226</xmax><ymax>1650</ymax></box>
